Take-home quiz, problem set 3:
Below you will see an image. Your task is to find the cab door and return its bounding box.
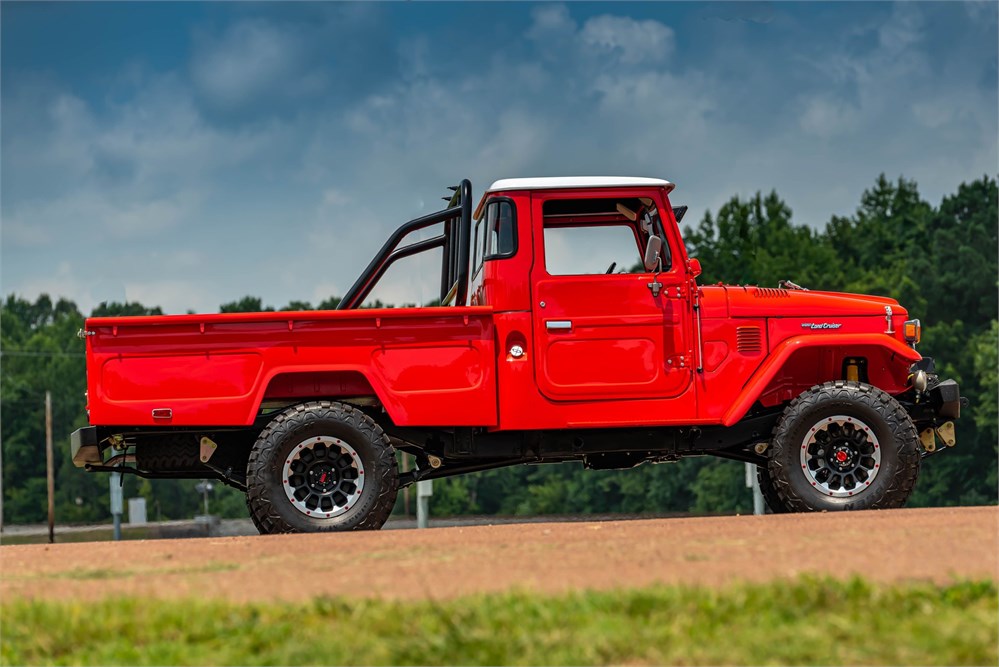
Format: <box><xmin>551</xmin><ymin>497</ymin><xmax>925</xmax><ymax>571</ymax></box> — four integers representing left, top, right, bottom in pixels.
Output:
<box><xmin>531</xmin><ymin>192</ymin><xmax>692</xmax><ymax>402</ymax></box>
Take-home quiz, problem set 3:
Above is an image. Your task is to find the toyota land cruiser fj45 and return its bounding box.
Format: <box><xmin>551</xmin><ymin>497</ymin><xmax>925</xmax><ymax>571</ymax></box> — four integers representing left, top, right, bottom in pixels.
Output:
<box><xmin>71</xmin><ymin>177</ymin><xmax>964</xmax><ymax>533</ymax></box>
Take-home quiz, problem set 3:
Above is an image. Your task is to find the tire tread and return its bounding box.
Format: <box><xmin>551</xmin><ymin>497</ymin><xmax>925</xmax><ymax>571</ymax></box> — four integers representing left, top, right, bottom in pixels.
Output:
<box><xmin>245</xmin><ymin>401</ymin><xmax>398</xmax><ymax>534</ymax></box>
<box><xmin>765</xmin><ymin>381</ymin><xmax>920</xmax><ymax>512</ymax></box>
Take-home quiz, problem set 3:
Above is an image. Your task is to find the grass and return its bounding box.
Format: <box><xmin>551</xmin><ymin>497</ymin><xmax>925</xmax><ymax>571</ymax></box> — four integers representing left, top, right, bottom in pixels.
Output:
<box><xmin>2</xmin><ymin>577</ymin><xmax>995</xmax><ymax>666</ymax></box>
<box><xmin>35</xmin><ymin>562</ymin><xmax>241</xmax><ymax>581</ymax></box>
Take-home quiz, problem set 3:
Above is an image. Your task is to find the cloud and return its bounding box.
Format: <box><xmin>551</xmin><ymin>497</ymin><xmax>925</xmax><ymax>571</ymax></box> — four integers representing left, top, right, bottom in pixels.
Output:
<box><xmin>3</xmin><ymin>220</ymin><xmax>51</xmax><ymax>247</ymax></box>
<box><xmin>580</xmin><ymin>15</ymin><xmax>675</xmax><ymax>65</ymax></box>
<box><xmin>3</xmin><ymin>74</ymin><xmax>290</xmax><ymax>241</ymax></box>
<box><xmin>701</xmin><ymin>2</ymin><xmax>776</xmax><ymax>25</ymax></box>
<box><xmin>190</xmin><ymin>19</ymin><xmax>327</xmax><ymax>112</ymax></box>
<box><xmin>798</xmin><ymin>96</ymin><xmax>861</xmax><ymax>138</ymax></box>
<box><xmin>123</xmin><ymin>278</ymin><xmax>217</xmax><ymax>315</ymax></box>
<box><xmin>526</xmin><ymin>4</ymin><xmax>577</xmax><ymax>43</ymax></box>
<box><xmin>528</xmin><ymin>6</ymin><xmax>675</xmax><ymax>66</ymax></box>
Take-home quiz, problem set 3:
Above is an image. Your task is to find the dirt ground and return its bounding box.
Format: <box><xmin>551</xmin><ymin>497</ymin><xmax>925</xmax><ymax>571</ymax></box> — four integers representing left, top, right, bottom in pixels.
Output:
<box><xmin>2</xmin><ymin>506</ymin><xmax>996</xmax><ymax>602</ymax></box>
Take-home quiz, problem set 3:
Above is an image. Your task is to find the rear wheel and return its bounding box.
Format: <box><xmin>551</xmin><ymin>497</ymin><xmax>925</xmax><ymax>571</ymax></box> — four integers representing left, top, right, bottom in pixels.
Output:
<box><xmin>246</xmin><ymin>401</ymin><xmax>398</xmax><ymax>534</ymax></box>
<box><xmin>764</xmin><ymin>381</ymin><xmax>920</xmax><ymax>512</ymax></box>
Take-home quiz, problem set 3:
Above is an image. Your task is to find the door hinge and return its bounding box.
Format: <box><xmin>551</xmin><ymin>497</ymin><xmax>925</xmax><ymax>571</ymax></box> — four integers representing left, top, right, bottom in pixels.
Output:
<box><xmin>666</xmin><ymin>353</ymin><xmax>692</xmax><ymax>369</ymax></box>
<box><xmin>77</xmin><ymin>329</ymin><xmax>95</xmax><ymax>339</ymax></box>
<box><xmin>648</xmin><ymin>283</ymin><xmax>688</xmax><ymax>299</ymax></box>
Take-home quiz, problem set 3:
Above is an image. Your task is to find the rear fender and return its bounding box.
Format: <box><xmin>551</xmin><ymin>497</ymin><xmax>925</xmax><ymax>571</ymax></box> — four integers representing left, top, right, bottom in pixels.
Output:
<box><xmin>722</xmin><ymin>334</ymin><xmax>921</xmax><ymax>426</ymax></box>
<box><xmin>255</xmin><ymin>367</ymin><xmax>394</xmax><ymax>421</ymax></box>
<box><xmin>262</xmin><ymin>370</ymin><xmax>378</xmax><ymax>403</ymax></box>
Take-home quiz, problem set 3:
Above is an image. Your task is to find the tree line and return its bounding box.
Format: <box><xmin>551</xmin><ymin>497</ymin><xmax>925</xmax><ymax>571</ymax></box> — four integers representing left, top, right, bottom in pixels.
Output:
<box><xmin>1</xmin><ymin>174</ymin><xmax>995</xmax><ymax>525</ymax></box>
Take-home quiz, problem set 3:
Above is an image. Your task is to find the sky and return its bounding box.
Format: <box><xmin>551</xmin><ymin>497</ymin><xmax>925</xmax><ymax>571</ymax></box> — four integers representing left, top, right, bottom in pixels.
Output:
<box><xmin>2</xmin><ymin>1</ymin><xmax>997</xmax><ymax>314</ymax></box>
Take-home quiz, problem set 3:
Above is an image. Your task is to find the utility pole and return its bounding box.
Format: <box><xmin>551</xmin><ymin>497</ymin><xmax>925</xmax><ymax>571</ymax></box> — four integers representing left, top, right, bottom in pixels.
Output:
<box><xmin>745</xmin><ymin>462</ymin><xmax>764</xmax><ymax>515</ymax></box>
<box><xmin>416</xmin><ymin>479</ymin><xmax>432</xmax><ymax>529</ymax></box>
<box><xmin>45</xmin><ymin>391</ymin><xmax>55</xmax><ymax>543</ymax></box>
<box><xmin>401</xmin><ymin>454</ymin><xmax>410</xmax><ymax>516</ymax></box>
<box><xmin>109</xmin><ymin>473</ymin><xmax>123</xmax><ymax>541</ymax></box>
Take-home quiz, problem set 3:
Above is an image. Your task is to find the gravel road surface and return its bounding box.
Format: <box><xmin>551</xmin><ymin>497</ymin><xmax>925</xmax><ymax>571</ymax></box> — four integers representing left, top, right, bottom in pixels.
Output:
<box><xmin>2</xmin><ymin>506</ymin><xmax>994</xmax><ymax>602</ymax></box>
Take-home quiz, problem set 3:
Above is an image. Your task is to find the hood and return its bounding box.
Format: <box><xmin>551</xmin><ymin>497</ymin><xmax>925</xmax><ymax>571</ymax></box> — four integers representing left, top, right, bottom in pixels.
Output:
<box><xmin>699</xmin><ymin>285</ymin><xmax>906</xmax><ymax>319</ymax></box>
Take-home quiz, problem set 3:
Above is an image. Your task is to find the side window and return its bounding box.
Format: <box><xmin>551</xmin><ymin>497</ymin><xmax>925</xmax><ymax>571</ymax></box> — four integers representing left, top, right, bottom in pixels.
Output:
<box><xmin>542</xmin><ymin>197</ymin><xmax>668</xmax><ymax>276</ymax></box>
<box><xmin>482</xmin><ymin>200</ymin><xmax>517</xmax><ymax>261</ymax></box>
<box><xmin>473</xmin><ymin>199</ymin><xmax>517</xmax><ymax>277</ymax></box>
<box><xmin>472</xmin><ymin>218</ymin><xmax>484</xmax><ymax>276</ymax></box>
<box><xmin>544</xmin><ymin>225</ymin><xmax>642</xmax><ymax>275</ymax></box>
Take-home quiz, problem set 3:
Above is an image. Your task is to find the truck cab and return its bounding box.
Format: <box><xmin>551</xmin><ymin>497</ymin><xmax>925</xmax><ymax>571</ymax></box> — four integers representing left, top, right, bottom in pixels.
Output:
<box><xmin>469</xmin><ymin>177</ymin><xmax>697</xmax><ymax>429</ymax></box>
<box><xmin>71</xmin><ymin>177</ymin><xmax>964</xmax><ymax>533</ymax></box>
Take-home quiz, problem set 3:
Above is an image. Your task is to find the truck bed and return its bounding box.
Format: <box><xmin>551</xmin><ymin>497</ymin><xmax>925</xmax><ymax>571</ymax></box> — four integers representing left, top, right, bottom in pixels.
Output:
<box><xmin>83</xmin><ymin>306</ymin><xmax>497</xmax><ymax>428</ymax></box>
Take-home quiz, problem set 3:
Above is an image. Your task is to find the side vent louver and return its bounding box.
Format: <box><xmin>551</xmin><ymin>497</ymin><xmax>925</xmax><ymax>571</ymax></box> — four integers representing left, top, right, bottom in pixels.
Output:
<box><xmin>736</xmin><ymin>326</ymin><xmax>763</xmax><ymax>353</ymax></box>
<box><xmin>753</xmin><ymin>287</ymin><xmax>789</xmax><ymax>298</ymax></box>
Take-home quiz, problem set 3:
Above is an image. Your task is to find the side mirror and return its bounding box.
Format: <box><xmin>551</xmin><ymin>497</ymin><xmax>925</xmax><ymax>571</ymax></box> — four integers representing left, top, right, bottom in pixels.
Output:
<box><xmin>687</xmin><ymin>258</ymin><xmax>702</xmax><ymax>278</ymax></box>
<box><xmin>643</xmin><ymin>236</ymin><xmax>663</xmax><ymax>272</ymax></box>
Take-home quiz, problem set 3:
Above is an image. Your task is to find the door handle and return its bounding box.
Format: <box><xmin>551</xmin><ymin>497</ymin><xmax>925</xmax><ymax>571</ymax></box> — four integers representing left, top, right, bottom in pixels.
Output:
<box><xmin>546</xmin><ymin>320</ymin><xmax>573</xmax><ymax>332</ymax></box>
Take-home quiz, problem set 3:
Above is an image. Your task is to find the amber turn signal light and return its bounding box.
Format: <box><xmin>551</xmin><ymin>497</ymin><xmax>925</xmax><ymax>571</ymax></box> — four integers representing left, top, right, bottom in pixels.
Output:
<box><xmin>903</xmin><ymin>319</ymin><xmax>921</xmax><ymax>344</ymax></box>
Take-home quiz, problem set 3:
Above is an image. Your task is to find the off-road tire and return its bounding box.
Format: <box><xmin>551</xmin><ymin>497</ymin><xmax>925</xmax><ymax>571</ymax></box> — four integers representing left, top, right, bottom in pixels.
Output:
<box><xmin>246</xmin><ymin>401</ymin><xmax>398</xmax><ymax>534</ymax></box>
<box><xmin>765</xmin><ymin>381</ymin><xmax>920</xmax><ymax>512</ymax></box>
<box><xmin>756</xmin><ymin>464</ymin><xmax>789</xmax><ymax>514</ymax></box>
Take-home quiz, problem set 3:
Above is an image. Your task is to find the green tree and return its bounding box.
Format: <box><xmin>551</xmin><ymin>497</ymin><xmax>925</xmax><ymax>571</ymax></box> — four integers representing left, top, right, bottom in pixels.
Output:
<box><xmin>281</xmin><ymin>300</ymin><xmax>314</xmax><ymax>311</ymax></box>
<box><xmin>971</xmin><ymin>321</ymin><xmax>999</xmax><ymax>496</ymax></box>
<box><xmin>684</xmin><ymin>191</ymin><xmax>839</xmax><ymax>288</ymax></box>
<box><xmin>91</xmin><ymin>302</ymin><xmax>163</xmax><ymax>317</ymax></box>
<box><xmin>922</xmin><ymin>177</ymin><xmax>998</xmax><ymax>329</ymax></box>
<box><xmin>317</xmin><ymin>296</ymin><xmax>343</xmax><ymax>310</ymax></box>
<box><xmin>219</xmin><ymin>296</ymin><xmax>274</xmax><ymax>313</ymax></box>
<box><xmin>691</xmin><ymin>461</ymin><xmax>752</xmax><ymax>514</ymax></box>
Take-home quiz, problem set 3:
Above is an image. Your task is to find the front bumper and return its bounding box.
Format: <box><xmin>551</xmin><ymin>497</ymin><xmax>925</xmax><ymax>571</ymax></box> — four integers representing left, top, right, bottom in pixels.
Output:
<box><xmin>925</xmin><ymin>378</ymin><xmax>963</xmax><ymax>420</ymax></box>
<box><xmin>70</xmin><ymin>426</ymin><xmax>103</xmax><ymax>467</ymax></box>
<box><xmin>906</xmin><ymin>377</ymin><xmax>965</xmax><ymax>421</ymax></box>
<box><xmin>904</xmin><ymin>375</ymin><xmax>967</xmax><ymax>455</ymax></box>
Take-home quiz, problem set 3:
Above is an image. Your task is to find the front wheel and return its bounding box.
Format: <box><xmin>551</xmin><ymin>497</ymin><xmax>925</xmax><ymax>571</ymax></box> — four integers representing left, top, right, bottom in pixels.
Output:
<box><xmin>246</xmin><ymin>401</ymin><xmax>398</xmax><ymax>534</ymax></box>
<box><xmin>764</xmin><ymin>381</ymin><xmax>920</xmax><ymax>512</ymax></box>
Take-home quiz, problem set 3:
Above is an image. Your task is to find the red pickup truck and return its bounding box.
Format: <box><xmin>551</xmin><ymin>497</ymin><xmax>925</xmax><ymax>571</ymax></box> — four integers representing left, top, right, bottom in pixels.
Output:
<box><xmin>71</xmin><ymin>177</ymin><xmax>963</xmax><ymax>533</ymax></box>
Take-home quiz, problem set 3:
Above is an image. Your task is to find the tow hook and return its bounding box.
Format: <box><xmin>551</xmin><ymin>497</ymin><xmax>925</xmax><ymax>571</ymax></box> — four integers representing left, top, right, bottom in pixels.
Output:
<box><xmin>919</xmin><ymin>428</ymin><xmax>937</xmax><ymax>453</ymax></box>
<box><xmin>200</xmin><ymin>436</ymin><xmax>218</xmax><ymax>463</ymax></box>
<box><xmin>935</xmin><ymin>421</ymin><xmax>956</xmax><ymax>447</ymax></box>
<box><xmin>919</xmin><ymin>421</ymin><xmax>956</xmax><ymax>454</ymax></box>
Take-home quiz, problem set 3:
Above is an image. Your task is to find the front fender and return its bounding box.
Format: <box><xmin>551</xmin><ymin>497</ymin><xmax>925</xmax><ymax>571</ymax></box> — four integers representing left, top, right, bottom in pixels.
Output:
<box><xmin>721</xmin><ymin>334</ymin><xmax>922</xmax><ymax>426</ymax></box>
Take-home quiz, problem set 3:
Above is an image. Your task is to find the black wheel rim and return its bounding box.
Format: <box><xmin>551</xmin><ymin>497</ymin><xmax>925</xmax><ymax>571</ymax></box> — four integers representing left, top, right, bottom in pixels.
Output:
<box><xmin>281</xmin><ymin>436</ymin><xmax>365</xmax><ymax>518</ymax></box>
<box><xmin>799</xmin><ymin>415</ymin><xmax>881</xmax><ymax>498</ymax></box>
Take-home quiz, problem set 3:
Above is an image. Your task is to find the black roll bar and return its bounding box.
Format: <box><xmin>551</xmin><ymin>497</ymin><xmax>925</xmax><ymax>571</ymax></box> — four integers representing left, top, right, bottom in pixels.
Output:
<box><xmin>338</xmin><ymin>179</ymin><xmax>473</xmax><ymax>310</ymax></box>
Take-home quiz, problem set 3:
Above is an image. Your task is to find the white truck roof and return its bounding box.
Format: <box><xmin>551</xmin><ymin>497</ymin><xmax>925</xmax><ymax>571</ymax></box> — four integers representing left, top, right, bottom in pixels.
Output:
<box><xmin>485</xmin><ymin>176</ymin><xmax>675</xmax><ymax>194</ymax></box>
